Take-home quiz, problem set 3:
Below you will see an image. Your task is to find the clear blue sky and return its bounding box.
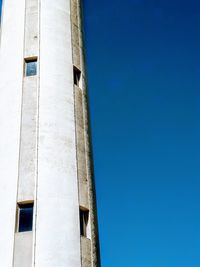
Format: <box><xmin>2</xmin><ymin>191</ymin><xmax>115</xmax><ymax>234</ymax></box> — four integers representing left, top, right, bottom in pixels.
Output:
<box><xmin>83</xmin><ymin>1</ymin><xmax>200</xmax><ymax>267</ymax></box>
<box><xmin>1</xmin><ymin>1</ymin><xmax>200</xmax><ymax>266</ymax></box>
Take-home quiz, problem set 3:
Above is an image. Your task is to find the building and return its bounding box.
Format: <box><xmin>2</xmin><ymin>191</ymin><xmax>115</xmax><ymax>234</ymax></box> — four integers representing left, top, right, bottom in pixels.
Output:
<box><xmin>0</xmin><ymin>0</ymin><xmax>100</xmax><ymax>266</ymax></box>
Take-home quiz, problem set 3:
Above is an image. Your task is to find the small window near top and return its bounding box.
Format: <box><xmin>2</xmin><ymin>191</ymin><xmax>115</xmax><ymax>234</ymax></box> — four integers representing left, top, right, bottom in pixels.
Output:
<box><xmin>80</xmin><ymin>208</ymin><xmax>89</xmax><ymax>237</ymax></box>
<box><xmin>25</xmin><ymin>58</ymin><xmax>37</xmax><ymax>76</ymax></box>
<box><xmin>73</xmin><ymin>66</ymin><xmax>81</xmax><ymax>86</ymax></box>
<box><xmin>17</xmin><ymin>202</ymin><xmax>34</xmax><ymax>232</ymax></box>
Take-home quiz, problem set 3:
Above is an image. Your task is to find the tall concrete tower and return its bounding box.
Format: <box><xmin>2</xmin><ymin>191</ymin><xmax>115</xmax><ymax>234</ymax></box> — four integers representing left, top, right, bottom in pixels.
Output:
<box><xmin>0</xmin><ymin>1</ymin><xmax>100</xmax><ymax>267</ymax></box>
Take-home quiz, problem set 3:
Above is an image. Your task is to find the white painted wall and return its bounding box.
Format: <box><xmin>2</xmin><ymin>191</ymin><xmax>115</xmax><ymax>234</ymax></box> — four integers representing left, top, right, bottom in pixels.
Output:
<box><xmin>0</xmin><ymin>0</ymin><xmax>26</xmax><ymax>266</ymax></box>
<box><xmin>35</xmin><ymin>0</ymin><xmax>81</xmax><ymax>266</ymax></box>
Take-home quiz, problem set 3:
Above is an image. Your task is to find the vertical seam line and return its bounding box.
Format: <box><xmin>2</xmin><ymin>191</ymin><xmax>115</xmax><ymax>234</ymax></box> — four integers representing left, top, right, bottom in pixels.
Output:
<box><xmin>33</xmin><ymin>0</ymin><xmax>41</xmax><ymax>265</ymax></box>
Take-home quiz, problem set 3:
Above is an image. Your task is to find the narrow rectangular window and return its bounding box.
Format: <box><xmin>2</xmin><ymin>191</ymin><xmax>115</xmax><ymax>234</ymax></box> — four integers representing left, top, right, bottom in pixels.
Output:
<box><xmin>25</xmin><ymin>58</ymin><xmax>37</xmax><ymax>76</ymax></box>
<box><xmin>80</xmin><ymin>208</ymin><xmax>89</xmax><ymax>237</ymax></box>
<box><xmin>17</xmin><ymin>202</ymin><xmax>34</xmax><ymax>232</ymax></box>
<box><xmin>73</xmin><ymin>66</ymin><xmax>81</xmax><ymax>86</ymax></box>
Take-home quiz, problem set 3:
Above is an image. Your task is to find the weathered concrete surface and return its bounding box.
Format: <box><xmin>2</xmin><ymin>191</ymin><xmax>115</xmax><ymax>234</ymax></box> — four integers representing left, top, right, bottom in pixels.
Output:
<box><xmin>71</xmin><ymin>0</ymin><xmax>101</xmax><ymax>266</ymax></box>
<box><xmin>13</xmin><ymin>232</ymin><xmax>33</xmax><ymax>267</ymax></box>
<box><xmin>14</xmin><ymin>0</ymin><xmax>39</xmax><ymax>266</ymax></box>
<box><xmin>24</xmin><ymin>0</ymin><xmax>38</xmax><ymax>58</ymax></box>
<box><xmin>81</xmin><ymin>236</ymin><xmax>92</xmax><ymax>267</ymax></box>
<box><xmin>18</xmin><ymin>76</ymin><xmax>38</xmax><ymax>202</ymax></box>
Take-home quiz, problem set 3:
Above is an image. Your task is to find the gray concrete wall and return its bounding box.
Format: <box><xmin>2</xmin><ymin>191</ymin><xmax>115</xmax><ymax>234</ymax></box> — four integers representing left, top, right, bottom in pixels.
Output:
<box><xmin>18</xmin><ymin>0</ymin><xmax>39</xmax><ymax>203</ymax></box>
<box><xmin>18</xmin><ymin>76</ymin><xmax>38</xmax><ymax>202</ymax></box>
<box><xmin>14</xmin><ymin>232</ymin><xmax>33</xmax><ymax>267</ymax></box>
<box><xmin>71</xmin><ymin>0</ymin><xmax>101</xmax><ymax>266</ymax></box>
<box><xmin>13</xmin><ymin>0</ymin><xmax>39</xmax><ymax>265</ymax></box>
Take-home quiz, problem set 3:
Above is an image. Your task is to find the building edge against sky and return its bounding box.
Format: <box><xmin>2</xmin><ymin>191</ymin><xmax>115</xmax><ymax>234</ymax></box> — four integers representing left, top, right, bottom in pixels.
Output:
<box><xmin>0</xmin><ymin>0</ymin><xmax>100</xmax><ymax>266</ymax></box>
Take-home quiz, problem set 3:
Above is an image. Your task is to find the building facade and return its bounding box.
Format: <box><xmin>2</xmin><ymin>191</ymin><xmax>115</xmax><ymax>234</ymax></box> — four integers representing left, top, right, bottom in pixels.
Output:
<box><xmin>0</xmin><ymin>0</ymin><xmax>100</xmax><ymax>266</ymax></box>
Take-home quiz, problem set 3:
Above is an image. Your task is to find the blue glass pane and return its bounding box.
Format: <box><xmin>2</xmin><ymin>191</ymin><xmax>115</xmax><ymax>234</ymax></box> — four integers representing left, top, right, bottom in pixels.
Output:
<box><xmin>19</xmin><ymin>204</ymin><xmax>33</xmax><ymax>232</ymax></box>
<box><xmin>26</xmin><ymin>61</ymin><xmax>37</xmax><ymax>76</ymax></box>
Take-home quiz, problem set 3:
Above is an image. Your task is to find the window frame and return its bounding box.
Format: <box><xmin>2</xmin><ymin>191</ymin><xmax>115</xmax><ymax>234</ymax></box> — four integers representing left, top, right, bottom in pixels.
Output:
<box><xmin>16</xmin><ymin>201</ymin><xmax>34</xmax><ymax>233</ymax></box>
<box><xmin>73</xmin><ymin>66</ymin><xmax>81</xmax><ymax>87</ymax></box>
<box><xmin>24</xmin><ymin>57</ymin><xmax>38</xmax><ymax>77</ymax></box>
<box><xmin>79</xmin><ymin>207</ymin><xmax>89</xmax><ymax>238</ymax></box>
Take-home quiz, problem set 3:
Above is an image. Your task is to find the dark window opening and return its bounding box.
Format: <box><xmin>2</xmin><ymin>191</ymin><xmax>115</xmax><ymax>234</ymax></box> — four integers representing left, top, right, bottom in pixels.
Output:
<box><xmin>73</xmin><ymin>66</ymin><xmax>81</xmax><ymax>86</ymax></box>
<box><xmin>80</xmin><ymin>208</ymin><xmax>89</xmax><ymax>237</ymax></box>
<box><xmin>25</xmin><ymin>58</ymin><xmax>37</xmax><ymax>76</ymax></box>
<box><xmin>17</xmin><ymin>202</ymin><xmax>34</xmax><ymax>232</ymax></box>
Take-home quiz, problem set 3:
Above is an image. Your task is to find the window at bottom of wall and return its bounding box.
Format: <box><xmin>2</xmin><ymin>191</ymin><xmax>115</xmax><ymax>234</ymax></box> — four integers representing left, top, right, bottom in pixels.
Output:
<box><xmin>16</xmin><ymin>202</ymin><xmax>34</xmax><ymax>232</ymax></box>
<box><xmin>25</xmin><ymin>58</ymin><xmax>37</xmax><ymax>76</ymax></box>
<box><xmin>80</xmin><ymin>208</ymin><xmax>89</xmax><ymax>237</ymax></box>
<box><xmin>73</xmin><ymin>66</ymin><xmax>81</xmax><ymax>87</ymax></box>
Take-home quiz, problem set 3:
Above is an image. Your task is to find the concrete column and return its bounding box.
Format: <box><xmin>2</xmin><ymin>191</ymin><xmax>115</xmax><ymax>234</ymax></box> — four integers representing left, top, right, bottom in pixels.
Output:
<box><xmin>34</xmin><ymin>1</ymin><xmax>81</xmax><ymax>266</ymax></box>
